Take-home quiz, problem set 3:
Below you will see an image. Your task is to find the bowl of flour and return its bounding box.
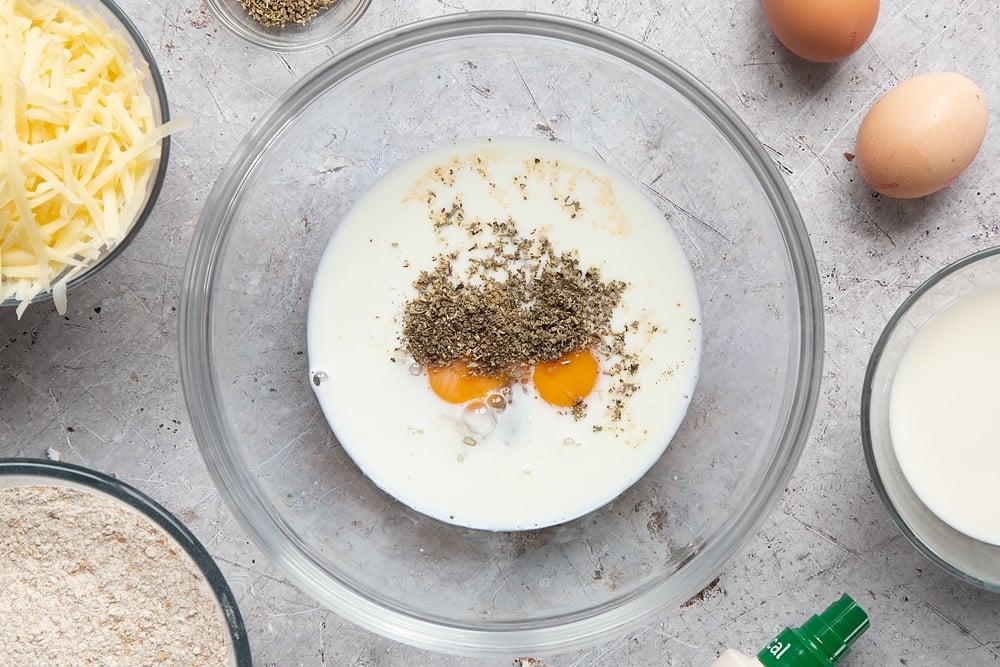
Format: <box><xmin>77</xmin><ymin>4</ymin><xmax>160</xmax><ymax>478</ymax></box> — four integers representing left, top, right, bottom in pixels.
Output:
<box><xmin>0</xmin><ymin>459</ymin><xmax>251</xmax><ymax>665</ymax></box>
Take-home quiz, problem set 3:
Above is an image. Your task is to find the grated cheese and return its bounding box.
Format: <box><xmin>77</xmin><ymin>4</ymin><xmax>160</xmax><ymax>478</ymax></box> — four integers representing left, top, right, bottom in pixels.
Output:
<box><xmin>0</xmin><ymin>0</ymin><xmax>190</xmax><ymax>318</ymax></box>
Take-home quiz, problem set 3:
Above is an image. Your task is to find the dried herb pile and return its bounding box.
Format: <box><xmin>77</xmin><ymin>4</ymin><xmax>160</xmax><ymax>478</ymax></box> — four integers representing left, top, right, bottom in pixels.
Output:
<box><xmin>401</xmin><ymin>215</ymin><xmax>626</xmax><ymax>376</ymax></box>
<box><xmin>239</xmin><ymin>0</ymin><xmax>337</xmax><ymax>27</ymax></box>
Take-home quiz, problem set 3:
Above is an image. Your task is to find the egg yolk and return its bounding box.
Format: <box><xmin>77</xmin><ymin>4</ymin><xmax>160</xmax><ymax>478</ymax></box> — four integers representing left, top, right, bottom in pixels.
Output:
<box><xmin>427</xmin><ymin>361</ymin><xmax>505</xmax><ymax>404</ymax></box>
<box><xmin>532</xmin><ymin>349</ymin><xmax>599</xmax><ymax>407</ymax></box>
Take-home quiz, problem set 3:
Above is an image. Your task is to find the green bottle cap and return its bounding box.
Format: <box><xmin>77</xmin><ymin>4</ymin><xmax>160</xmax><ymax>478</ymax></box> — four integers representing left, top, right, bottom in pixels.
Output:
<box><xmin>756</xmin><ymin>594</ymin><xmax>869</xmax><ymax>667</ymax></box>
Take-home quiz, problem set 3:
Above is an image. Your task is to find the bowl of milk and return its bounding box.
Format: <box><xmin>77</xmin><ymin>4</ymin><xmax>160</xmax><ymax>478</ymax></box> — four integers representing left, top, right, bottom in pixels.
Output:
<box><xmin>180</xmin><ymin>12</ymin><xmax>824</xmax><ymax>656</ymax></box>
<box><xmin>862</xmin><ymin>246</ymin><xmax>1000</xmax><ymax>590</ymax></box>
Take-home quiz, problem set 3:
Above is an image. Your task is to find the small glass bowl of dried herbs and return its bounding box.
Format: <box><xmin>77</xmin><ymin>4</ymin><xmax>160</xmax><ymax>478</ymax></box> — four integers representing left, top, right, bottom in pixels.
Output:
<box><xmin>205</xmin><ymin>0</ymin><xmax>371</xmax><ymax>51</ymax></box>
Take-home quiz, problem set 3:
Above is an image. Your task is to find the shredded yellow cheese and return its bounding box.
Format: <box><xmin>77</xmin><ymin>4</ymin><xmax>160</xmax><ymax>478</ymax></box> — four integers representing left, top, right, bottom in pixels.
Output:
<box><xmin>0</xmin><ymin>0</ymin><xmax>189</xmax><ymax>317</ymax></box>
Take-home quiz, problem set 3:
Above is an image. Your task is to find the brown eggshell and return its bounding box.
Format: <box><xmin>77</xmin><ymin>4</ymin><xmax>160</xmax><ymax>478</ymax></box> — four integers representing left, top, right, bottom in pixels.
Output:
<box><xmin>762</xmin><ymin>0</ymin><xmax>880</xmax><ymax>63</ymax></box>
<box><xmin>855</xmin><ymin>73</ymin><xmax>989</xmax><ymax>199</ymax></box>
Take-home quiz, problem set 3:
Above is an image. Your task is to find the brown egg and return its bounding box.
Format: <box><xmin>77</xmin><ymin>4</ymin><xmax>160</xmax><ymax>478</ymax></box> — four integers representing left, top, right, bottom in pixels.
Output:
<box><xmin>762</xmin><ymin>0</ymin><xmax>879</xmax><ymax>63</ymax></box>
<box><xmin>855</xmin><ymin>73</ymin><xmax>989</xmax><ymax>199</ymax></box>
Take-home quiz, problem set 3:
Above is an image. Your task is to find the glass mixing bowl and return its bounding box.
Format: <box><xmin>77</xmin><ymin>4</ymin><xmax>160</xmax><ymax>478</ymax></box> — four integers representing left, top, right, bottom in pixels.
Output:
<box><xmin>180</xmin><ymin>12</ymin><xmax>823</xmax><ymax>656</ymax></box>
<box><xmin>862</xmin><ymin>247</ymin><xmax>1000</xmax><ymax>591</ymax></box>
<box><xmin>0</xmin><ymin>0</ymin><xmax>171</xmax><ymax>315</ymax></box>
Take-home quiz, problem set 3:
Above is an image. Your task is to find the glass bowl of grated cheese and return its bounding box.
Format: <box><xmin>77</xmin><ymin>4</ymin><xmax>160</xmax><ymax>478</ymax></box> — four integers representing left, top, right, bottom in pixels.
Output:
<box><xmin>0</xmin><ymin>0</ymin><xmax>184</xmax><ymax>318</ymax></box>
<box><xmin>205</xmin><ymin>0</ymin><xmax>372</xmax><ymax>52</ymax></box>
<box><xmin>181</xmin><ymin>12</ymin><xmax>824</xmax><ymax>657</ymax></box>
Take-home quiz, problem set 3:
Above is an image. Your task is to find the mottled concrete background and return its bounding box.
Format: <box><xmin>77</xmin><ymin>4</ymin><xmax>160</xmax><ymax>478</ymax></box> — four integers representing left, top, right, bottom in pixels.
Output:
<box><xmin>3</xmin><ymin>1</ymin><xmax>999</xmax><ymax>665</ymax></box>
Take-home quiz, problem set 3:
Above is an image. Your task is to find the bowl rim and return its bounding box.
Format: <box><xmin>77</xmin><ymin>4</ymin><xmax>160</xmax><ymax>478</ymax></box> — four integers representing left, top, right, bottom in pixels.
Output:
<box><xmin>2</xmin><ymin>0</ymin><xmax>172</xmax><ymax>311</ymax></box>
<box><xmin>0</xmin><ymin>457</ymin><xmax>253</xmax><ymax>664</ymax></box>
<box><xmin>180</xmin><ymin>10</ymin><xmax>824</xmax><ymax>655</ymax></box>
<box><xmin>203</xmin><ymin>0</ymin><xmax>373</xmax><ymax>52</ymax></box>
<box><xmin>860</xmin><ymin>245</ymin><xmax>1000</xmax><ymax>591</ymax></box>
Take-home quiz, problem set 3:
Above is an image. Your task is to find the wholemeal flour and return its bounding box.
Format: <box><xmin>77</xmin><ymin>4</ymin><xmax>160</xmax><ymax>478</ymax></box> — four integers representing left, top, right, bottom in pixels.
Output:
<box><xmin>0</xmin><ymin>485</ymin><xmax>230</xmax><ymax>666</ymax></box>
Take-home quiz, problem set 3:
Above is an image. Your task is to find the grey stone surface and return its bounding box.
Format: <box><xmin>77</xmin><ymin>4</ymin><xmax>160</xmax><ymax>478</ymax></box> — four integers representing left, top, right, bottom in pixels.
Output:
<box><xmin>3</xmin><ymin>1</ymin><xmax>999</xmax><ymax>665</ymax></box>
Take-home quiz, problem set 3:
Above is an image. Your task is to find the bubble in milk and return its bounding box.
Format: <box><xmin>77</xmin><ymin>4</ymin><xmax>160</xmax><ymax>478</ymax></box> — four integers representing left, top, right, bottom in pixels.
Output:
<box><xmin>462</xmin><ymin>400</ymin><xmax>497</xmax><ymax>436</ymax></box>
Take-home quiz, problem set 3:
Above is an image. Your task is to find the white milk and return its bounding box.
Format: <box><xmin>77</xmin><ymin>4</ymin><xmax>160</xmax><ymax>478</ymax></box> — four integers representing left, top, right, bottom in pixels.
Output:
<box><xmin>307</xmin><ymin>137</ymin><xmax>701</xmax><ymax>531</ymax></box>
<box><xmin>889</xmin><ymin>288</ymin><xmax>1000</xmax><ymax>545</ymax></box>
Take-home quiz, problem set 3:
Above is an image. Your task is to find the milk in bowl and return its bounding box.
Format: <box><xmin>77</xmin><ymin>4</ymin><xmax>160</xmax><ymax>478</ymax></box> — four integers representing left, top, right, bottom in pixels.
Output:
<box><xmin>307</xmin><ymin>137</ymin><xmax>701</xmax><ymax>531</ymax></box>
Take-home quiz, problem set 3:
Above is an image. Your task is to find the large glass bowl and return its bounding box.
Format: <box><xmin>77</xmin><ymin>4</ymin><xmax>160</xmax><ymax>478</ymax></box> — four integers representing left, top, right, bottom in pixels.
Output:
<box><xmin>180</xmin><ymin>12</ymin><xmax>823</xmax><ymax>656</ymax></box>
<box><xmin>862</xmin><ymin>246</ymin><xmax>1000</xmax><ymax>591</ymax></box>
<box><xmin>0</xmin><ymin>0</ymin><xmax>171</xmax><ymax>315</ymax></box>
